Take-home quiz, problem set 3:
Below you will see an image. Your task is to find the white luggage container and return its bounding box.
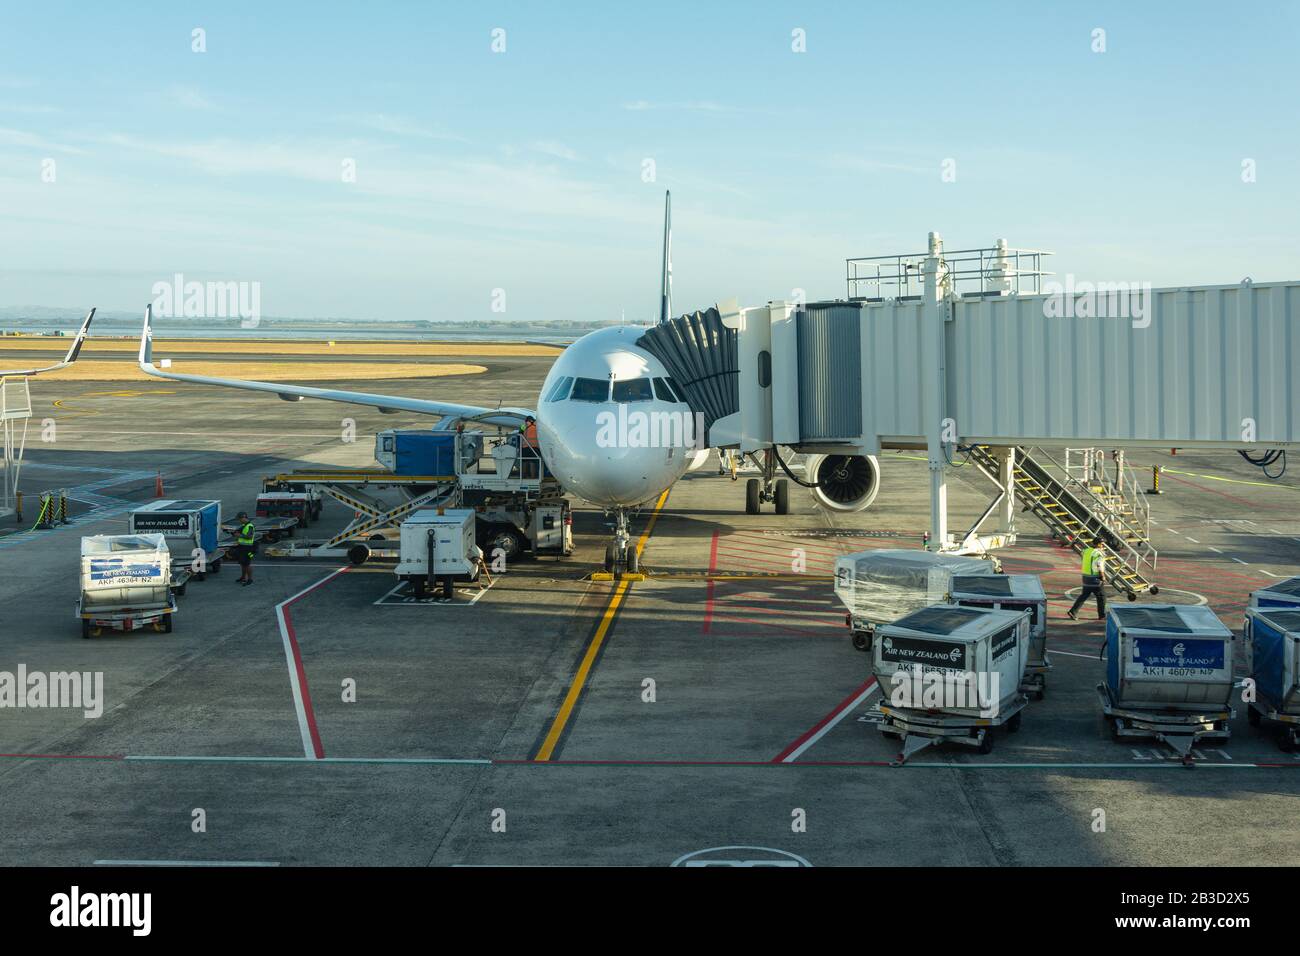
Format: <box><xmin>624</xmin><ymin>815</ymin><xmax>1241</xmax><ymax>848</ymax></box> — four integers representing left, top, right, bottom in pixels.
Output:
<box><xmin>871</xmin><ymin>604</ymin><xmax>1030</xmax><ymax>762</ymax></box>
<box><xmin>395</xmin><ymin>509</ymin><xmax>479</xmax><ymax>600</ymax></box>
<box><xmin>949</xmin><ymin>574</ymin><xmax>1051</xmax><ymax>699</ymax></box>
<box><xmin>77</xmin><ymin>533</ymin><xmax>176</xmax><ymax>638</ymax></box>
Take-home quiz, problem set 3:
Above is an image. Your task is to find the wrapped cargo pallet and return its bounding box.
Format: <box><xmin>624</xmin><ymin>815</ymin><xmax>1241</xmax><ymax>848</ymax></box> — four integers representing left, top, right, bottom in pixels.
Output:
<box><xmin>80</xmin><ymin>534</ymin><xmax>171</xmax><ymax>609</ymax></box>
<box><xmin>834</xmin><ymin>549</ymin><xmax>997</xmax><ymax>626</ymax></box>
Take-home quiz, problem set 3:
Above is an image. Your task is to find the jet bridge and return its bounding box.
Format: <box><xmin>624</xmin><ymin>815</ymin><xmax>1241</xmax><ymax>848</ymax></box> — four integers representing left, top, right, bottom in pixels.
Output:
<box><xmin>708</xmin><ymin>233</ymin><xmax>1300</xmax><ymax>594</ymax></box>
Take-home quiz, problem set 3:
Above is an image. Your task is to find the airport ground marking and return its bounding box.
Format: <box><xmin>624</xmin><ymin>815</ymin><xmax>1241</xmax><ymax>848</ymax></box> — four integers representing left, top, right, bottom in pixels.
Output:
<box><xmin>703</xmin><ymin>528</ymin><xmax>719</xmax><ymax>634</ymax></box>
<box><xmin>774</xmin><ymin>677</ymin><xmax>880</xmax><ymax>763</ymax></box>
<box><xmin>94</xmin><ymin>860</ymin><xmax>280</xmax><ymax>867</ymax></box>
<box><xmin>534</xmin><ymin>489</ymin><xmax>670</xmax><ymax>762</ymax></box>
<box><xmin>275</xmin><ymin>567</ymin><xmax>349</xmax><ymax>760</ymax></box>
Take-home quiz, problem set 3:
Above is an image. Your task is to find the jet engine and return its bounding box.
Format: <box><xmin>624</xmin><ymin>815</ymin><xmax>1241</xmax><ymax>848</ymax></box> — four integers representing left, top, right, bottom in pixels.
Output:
<box><xmin>805</xmin><ymin>454</ymin><xmax>881</xmax><ymax>512</ymax></box>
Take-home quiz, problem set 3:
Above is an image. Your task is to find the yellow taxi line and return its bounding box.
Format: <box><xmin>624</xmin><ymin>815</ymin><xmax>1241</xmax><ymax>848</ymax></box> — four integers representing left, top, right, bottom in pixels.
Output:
<box><xmin>534</xmin><ymin>489</ymin><xmax>670</xmax><ymax>762</ymax></box>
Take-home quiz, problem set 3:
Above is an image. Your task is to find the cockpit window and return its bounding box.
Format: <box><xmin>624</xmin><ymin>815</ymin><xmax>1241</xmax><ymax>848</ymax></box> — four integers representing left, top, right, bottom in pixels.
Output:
<box><xmin>612</xmin><ymin>378</ymin><xmax>653</xmax><ymax>403</ymax></box>
<box><xmin>569</xmin><ymin>377</ymin><xmax>610</xmax><ymax>403</ymax></box>
<box><xmin>653</xmin><ymin>377</ymin><xmax>683</xmax><ymax>403</ymax></box>
<box><xmin>544</xmin><ymin>376</ymin><xmax>574</xmax><ymax>402</ymax></box>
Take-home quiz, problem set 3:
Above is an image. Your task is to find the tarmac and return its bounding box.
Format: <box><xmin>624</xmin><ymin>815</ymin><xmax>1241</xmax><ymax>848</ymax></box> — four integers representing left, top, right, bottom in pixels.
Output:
<box><xmin>1</xmin><ymin>340</ymin><xmax>1298</xmax><ymax>866</ymax></box>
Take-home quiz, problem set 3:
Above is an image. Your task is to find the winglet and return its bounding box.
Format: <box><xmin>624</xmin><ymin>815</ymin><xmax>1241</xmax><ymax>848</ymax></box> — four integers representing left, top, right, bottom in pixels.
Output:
<box><xmin>61</xmin><ymin>307</ymin><xmax>95</xmax><ymax>365</ymax></box>
<box><xmin>138</xmin><ymin>304</ymin><xmax>154</xmax><ymax>368</ymax></box>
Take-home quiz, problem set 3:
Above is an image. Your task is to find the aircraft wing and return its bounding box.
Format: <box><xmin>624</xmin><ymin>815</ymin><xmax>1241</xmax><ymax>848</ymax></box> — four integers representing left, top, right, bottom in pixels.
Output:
<box><xmin>1</xmin><ymin>308</ymin><xmax>96</xmax><ymax>376</ymax></box>
<box><xmin>136</xmin><ymin>306</ymin><xmax>534</xmax><ymax>428</ymax></box>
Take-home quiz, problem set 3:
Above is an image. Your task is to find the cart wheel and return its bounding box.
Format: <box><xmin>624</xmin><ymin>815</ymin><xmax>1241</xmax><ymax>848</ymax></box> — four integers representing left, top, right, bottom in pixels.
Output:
<box><xmin>441</xmin><ymin>577</ymin><xmax>454</xmax><ymax>602</ymax></box>
<box><xmin>1008</xmin><ymin>712</ymin><xmax>1022</xmax><ymax>733</ymax></box>
<box><xmin>1247</xmin><ymin>706</ymin><xmax>1262</xmax><ymax>727</ymax></box>
<box><xmin>163</xmin><ymin>614</ymin><xmax>173</xmax><ymax>634</ymax></box>
<box><xmin>286</xmin><ymin>525</ymin><xmax>295</xmax><ymax>539</ymax></box>
<box><xmin>267</xmin><ymin>531</ymin><xmax>280</xmax><ymax>543</ymax></box>
<box><xmin>411</xmin><ymin>576</ymin><xmax>426</xmax><ymax>599</ymax></box>
<box><xmin>211</xmin><ymin>559</ymin><xmax>222</xmax><ymax>574</ymax></box>
<box><xmin>195</xmin><ymin>570</ymin><xmax>206</xmax><ymax>581</ymax></box>
<box><xmin>881</xmin><ymin>729</ymin><xmax>901</xmax><ymax>740</ymax></box>
<box><xmin>1278</xmin><ymin>732</ymin><xmax>1297</xmax><ymax>754</ymax></box>
<box><xmin>977</xmin><ymin>733</ymin><xmax>994</xmax><ymax>755</ymax></box>
<box><xmin>347</xmin><ymin>545</ymin><xmax>370</xmax><ymax>566</ymax></box>
<box><xmin>851</xmin><ymin>630</ymin><xmax>872</xmax><ymax>652</ymax></box>
<box><xmin>81</xmin><ymin>619</ymin><xmax>91</xmax><ymax>640</ymax></box>
<box><xmin>745</xmin><ymin>478</ymin><xmax>760</xmax><ymax>515</ymax></box>
<box><xmin>1149</xmin><ymin>586</ymin><xmax>1160</xmax><ymax>596</ymax></box>
<box><xmin>176</xmin><ymin>582</ymin><xmax>187</xmax><ymax>597</ymax></box>
<box><xmin>1033</xmin><ymin>687</ymin><xmax>1045</xmax><ymax>701</ymax></box>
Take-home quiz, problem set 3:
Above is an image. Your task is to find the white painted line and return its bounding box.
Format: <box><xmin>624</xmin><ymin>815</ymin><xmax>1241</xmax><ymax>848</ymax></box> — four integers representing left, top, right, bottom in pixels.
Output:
<box><xmin>1260</xmin><ymin>570</ymin><xmax>1280</xmax><ymax>578</ymax></box>
<box><xmin>94</xmin><ymin>860</ymin><xmax>280</xmax><ymax>867</ymax></box>
<box><xmin>1185</xmin><ymin>537</ymin><xmax>1199</xmax><ymax>544</ymax></box>
<box><xmin>1232</xmin><ymin>557</ymin><xmax>1248</xmax><ymax>565</ymax></box>
<box><xmin>1270</xmin><ymin>529</ymin><xmax>1284</xmax><ymax>535</ymax></box>
<box><xmin>781</xmin><ymin>681</ymin><xmax>881</xmax><ymax>763</ymax></box>
<box><xmin>275</xmin><ymin>567</ymin><xmax>347</xmax><ymax>760</ymax></box>
<box><xmin>373</xmin><ymin>577</ymin><xmax>496</xmax><ymax>607</ymax></box>
<box><xmin>1208</xmin><ymin>546</ymin><xmax>1223</xmax><ymax>554</ymax></box>
<box><xmin>1169</xmin><ymin>528</ymin><xmax>1182</xmax><ymax>535</ymax></box>
<box><xmin>1051</xmin><ymin>648</ymin><xmax>1102</xmax><ymax>660</ymax></box>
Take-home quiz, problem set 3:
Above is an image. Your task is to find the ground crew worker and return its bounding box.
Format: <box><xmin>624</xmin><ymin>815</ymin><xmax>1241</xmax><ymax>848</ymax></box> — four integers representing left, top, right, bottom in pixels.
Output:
<box><xmin>235</xmin><ymin>511</ymin><xmax>256</xmax><ymax>586</ymax></box>
<box><xmin>520</xmin><ymin>417</ymin><xmax>540</xmax><ymax>479</ymax></box>
<box><xmin>1067</xmin><ymin>537</ymin><xmax>1106</xmax><ymax>620</ymax></box>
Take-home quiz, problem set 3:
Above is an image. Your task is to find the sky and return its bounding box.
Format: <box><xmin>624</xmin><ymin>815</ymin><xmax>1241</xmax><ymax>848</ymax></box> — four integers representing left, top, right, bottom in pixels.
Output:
<box><xmin>1</xmin><ymin>1</ymin><xmax>1298</xmax><ymax>324</ymax></box>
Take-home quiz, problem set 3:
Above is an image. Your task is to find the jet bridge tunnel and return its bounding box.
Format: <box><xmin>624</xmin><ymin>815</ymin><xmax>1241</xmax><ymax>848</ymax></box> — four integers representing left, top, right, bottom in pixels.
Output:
<box><xmin>660</xmin><ymin>233</ymin><xmax>1299</xmax><ymax>556</ymax></box>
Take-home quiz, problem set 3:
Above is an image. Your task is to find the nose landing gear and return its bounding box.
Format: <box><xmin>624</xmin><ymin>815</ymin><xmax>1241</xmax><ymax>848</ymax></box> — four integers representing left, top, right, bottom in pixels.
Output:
<box><xmin>603</xmin><ymin>508</ymin><xmax>641</xmax><ymax>575</ymax></box>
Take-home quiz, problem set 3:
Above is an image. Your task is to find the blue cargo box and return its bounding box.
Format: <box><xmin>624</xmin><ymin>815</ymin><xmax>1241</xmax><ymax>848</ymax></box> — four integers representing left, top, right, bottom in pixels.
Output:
<box><xmin>391</xmin><ymin>432</ymin><xmax>456</xmax><ymax>476</ymax></box>
<box><xmin>1244</xmin><ymin>608</ymin><xmax>1300</xmax><ymax>714</ymax></box>
<box><xmin>129</xmin><ymin>499</ymin><xmax>222</xmax><ymax>555</ymax></box>
<box><xmin>1249</xmin><ymin>576</ymin><xmax>1300</xmax><ymax>610</ymax></box>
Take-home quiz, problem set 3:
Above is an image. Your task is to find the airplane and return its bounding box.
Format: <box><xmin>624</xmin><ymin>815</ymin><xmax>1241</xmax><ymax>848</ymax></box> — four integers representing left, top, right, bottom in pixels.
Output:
<box><xmin>0</xmin><ymin>308</ymin><xmax>96</xmax><ymax>376</ymax></box>
<box><xmin>136</xmin><ymin>196</ymin><xmax>883</xmax><ymax>571</ymax></box>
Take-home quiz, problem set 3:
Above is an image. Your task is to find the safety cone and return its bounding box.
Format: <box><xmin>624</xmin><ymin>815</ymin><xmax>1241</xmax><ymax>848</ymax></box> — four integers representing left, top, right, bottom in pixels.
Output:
<box><xmin>154</xmin><ymin>472</ymin><xmax>165</xmax><ymax>498</ymax></box>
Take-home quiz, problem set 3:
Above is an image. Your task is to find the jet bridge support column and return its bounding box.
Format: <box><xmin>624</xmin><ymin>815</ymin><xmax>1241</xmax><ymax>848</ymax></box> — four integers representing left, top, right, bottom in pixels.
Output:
<box><xmin>922</xmin><ymin>233</ymin><xmax>948</xmax><ymax>550</ymax></box>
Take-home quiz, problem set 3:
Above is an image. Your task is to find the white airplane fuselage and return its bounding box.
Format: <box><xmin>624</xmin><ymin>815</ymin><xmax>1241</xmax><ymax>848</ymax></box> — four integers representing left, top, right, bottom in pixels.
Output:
<box><xmin>534</xmin><ymin>325</ymin><xmax>692</xmax><ymax>509</ymax></box>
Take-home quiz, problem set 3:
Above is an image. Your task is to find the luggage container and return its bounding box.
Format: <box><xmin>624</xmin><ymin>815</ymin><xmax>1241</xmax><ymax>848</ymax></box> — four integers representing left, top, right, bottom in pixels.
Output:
<box><xmin>948</xmin><ymin>574</ymin><xmax>1051</xmax><ymax>699</ymax></box>
<box><xmin>395</xmin><ymin>509</ymin><xmax>479</xmax><ymax>600</ymax></box>
<box><xmin>77</xmin><ymin>533</ymin><xmax>176</xmax><ymax>638</ymax></box>
<box><xmin>1243</xmin><ymin>607</ymin><xmax>1300</xmax><ymax>751</ymax></box>
<box><xmin>128</xmin><ymin>499</ymin><xmax>224</xmax><ymax>579</ymax></box>
<box><xmin>375</xmin><ymin>429</ymin><xmax>458</xmax><ymax>476</ymax></box>
<box><xmin>1097</xmin><ymin>605</ymin><xmax>1234</xmax><ymax>761</ymax></box>
<box><xmin>834</xmin><ymin>549</ymin><xmax>1000</xmax><ymax>652</ymax></box>
<box><xmin>869</xmin><ymin>605</ymin><xmax>1030</xmax><ymax>762</ymax></box>
<box><xmin>1248</xmin><ymin>576</ymin><xmax>1300</xmax><ymax>611</ymax></box>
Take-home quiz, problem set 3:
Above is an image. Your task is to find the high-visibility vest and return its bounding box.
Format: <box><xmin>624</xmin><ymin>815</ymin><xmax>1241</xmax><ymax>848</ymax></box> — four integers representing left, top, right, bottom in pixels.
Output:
<box><xmin>1081</xmin><ymin>547</ymin><xmax>1101</xmax><ymax>575</ymax></box>
<box><xmin>238</xmin><ymin>523</ymin><xmax>256</xmax><ymax>546</ymax></box>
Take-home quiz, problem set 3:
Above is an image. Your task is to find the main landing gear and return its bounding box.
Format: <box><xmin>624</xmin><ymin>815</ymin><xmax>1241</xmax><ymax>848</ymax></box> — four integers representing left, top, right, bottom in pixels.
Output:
<box><xmin>743</xmin><ymin>448</ymin><xmax>790</xmax><ymax>515</ymax></box>
<box><xmin>603</xmin><ymin>508</ymin><xmax>641</xmax><ymax>575</ymax></box>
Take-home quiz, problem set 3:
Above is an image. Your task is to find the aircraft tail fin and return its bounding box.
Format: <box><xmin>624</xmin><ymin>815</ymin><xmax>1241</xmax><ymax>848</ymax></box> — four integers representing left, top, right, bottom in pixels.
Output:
<box><xmin>658</xmin><ymin>190</ymin><xmax>672</xmax><ymax>324</ymax></box>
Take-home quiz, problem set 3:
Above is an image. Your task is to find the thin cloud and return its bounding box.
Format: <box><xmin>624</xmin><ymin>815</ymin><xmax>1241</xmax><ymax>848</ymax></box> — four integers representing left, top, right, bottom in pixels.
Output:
<box><xmin>341</xmin><ymin>112</ymin><xmax>467</xmax><ymax>142</ymax></box>
<box><xmin>621</xmin><ymin>100</ymin><xmax>730</xmax><ymax>112</ymax></box>
<box><xmin>530</xmin><ymin>140</ymin><xmax>578</xmax><ymax>161</ymax></box>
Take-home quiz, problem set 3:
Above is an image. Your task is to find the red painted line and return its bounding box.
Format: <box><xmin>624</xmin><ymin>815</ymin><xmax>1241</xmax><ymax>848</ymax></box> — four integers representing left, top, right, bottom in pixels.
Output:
<box><xmin>772</xmin><ymin>676</ymin><xmax>878</xmax><ymax>763</ymax></box>
<box><xmin>279</xmin><ymin>605</ymin><xmax>326</xmax><ymax>760</ymax></box>
<box><xmin>491</xmin><ymin>758</ymin><xmax>895</xmax><ymax>767</ymax></box>
<box><xmin>703</xmin><ymin>528</ymin><xmax>718</xmax><ymax>634</ymax></box>
<box><xmin>276</xmin><ymin>568</ymin><xmax>348</xmax><ymax>760</ymax></box>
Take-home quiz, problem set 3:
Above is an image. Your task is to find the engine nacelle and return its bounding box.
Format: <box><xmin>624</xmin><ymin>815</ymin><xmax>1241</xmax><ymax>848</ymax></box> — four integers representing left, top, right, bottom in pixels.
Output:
<box><xmin>805</xmin><ymin>454</ymin><xmax>881</xmax><ymax>512</ymax></box>
<box><xmin>686</xmin><ymin>447</ymin><xmax>712</xmax><ymax>473</ymax></box>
